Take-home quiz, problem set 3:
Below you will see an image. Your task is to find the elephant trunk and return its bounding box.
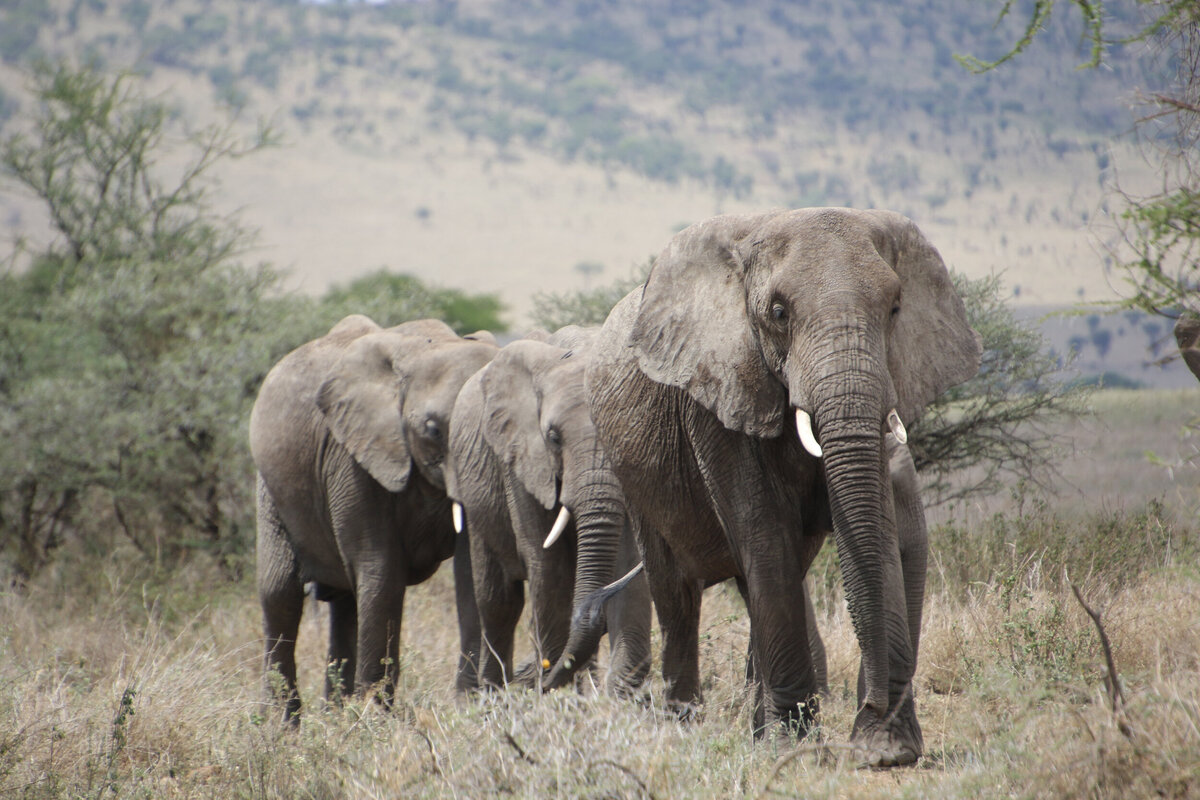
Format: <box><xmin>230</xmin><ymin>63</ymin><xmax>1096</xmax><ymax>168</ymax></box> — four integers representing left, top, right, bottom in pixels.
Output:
<box><xmin>542</xmin><ymin>458</ymin><xmax>628</xmax><ymax>690</ymax></box>
<box><xmin>810</xmin><ymin>373</ymin><xmax>890</xmax><ymax>714</ymax></box>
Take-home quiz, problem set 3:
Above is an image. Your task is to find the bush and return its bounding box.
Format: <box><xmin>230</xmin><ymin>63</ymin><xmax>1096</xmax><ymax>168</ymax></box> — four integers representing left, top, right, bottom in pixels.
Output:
<box><xmin>0</xmin><ymin>63</ymin><xmax>292</xmax><ymax>583</ymax></box>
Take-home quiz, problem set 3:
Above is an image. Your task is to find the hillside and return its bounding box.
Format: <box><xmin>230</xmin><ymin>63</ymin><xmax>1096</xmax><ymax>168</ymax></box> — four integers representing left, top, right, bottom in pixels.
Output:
<box><xmin>0</xmin><ymin>0</ymin><xmax>1172</xmax><ymax>329</ymax></box>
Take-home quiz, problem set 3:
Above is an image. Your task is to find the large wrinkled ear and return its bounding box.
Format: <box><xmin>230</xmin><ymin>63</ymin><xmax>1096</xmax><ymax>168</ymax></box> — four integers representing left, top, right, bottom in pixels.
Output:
<box><xmin>630</xmin><ymin>213</ymin><xmax>787</xmax><ymax>437</ymax></box>
<box><xmin>480</xmin><ymin>340</ymin><xmax>559</xmax><ymax>509</ymax></box>
<box><xmin>864</xmin><ymin>210</ymin><xmax>983</xmax><ymax>424</ymax></box>
<box><xmin>316</xmin><ymin>330</ymin><xmax>414</xmax><ymax>492</ymax></box>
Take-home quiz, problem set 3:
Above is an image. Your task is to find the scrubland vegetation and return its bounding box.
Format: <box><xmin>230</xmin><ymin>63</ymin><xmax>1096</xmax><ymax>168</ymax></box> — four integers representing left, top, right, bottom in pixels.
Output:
<box><xmin>0</xmin><ymin>389</ymin><xmax>1196</xmax><ymax>799</ymax></box>
<box><xmin>2</xmin><ymin>2</ymin><xmax>1199</xmax><ymax>797</ymax></box>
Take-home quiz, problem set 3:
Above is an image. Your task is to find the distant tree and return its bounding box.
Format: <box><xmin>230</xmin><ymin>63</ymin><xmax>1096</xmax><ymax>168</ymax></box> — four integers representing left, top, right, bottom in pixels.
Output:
<box><xmin>528</xmin><ymin>259</ymin><xmax>651</xmax><ymax>331</ymax></box>
<box><xmin>319</xmin><ymin>269</ymin><xmax>506</xmax><ymax>334</ymax></box>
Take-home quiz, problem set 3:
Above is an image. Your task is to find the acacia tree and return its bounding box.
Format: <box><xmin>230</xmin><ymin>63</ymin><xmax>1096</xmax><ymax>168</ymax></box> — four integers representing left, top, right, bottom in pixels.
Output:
<box><xmin>963</xmin><ymin>1</ymin><xmax>1200</xmax><ymax>355</ymax></box>
<box><xmin>0</xmin><ymin>61</ymin><xmax>288</xmax><ymax>581</ymax></box>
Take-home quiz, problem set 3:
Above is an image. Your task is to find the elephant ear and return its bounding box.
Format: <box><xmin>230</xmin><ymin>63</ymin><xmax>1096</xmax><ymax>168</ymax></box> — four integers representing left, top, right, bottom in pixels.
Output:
<box><xmin>480</xmin><ymin>340</ymin><xmax>559</xmax><ymax>509</ymax></box>
<box><xmin>630</xmin><ymin>213</ymin><xmax>788</xmax><ymax>437</ymax></box>
<box><xmin>316</xmin><ymin>329</ymin><xmax>418</xmax><ymax>493</ymax></box>
<box><xmin>864</xmin><ymin>210</ymin><xmax>983</xmax><ymax>425</ymax></box>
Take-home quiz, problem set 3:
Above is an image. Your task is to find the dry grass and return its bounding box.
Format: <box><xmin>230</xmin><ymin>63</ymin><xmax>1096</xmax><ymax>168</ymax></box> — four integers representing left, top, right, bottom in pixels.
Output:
<box><xmin>2</xmin><ymin>388</ymin><xmax>1198</xmax><ymax>798</ymax></box>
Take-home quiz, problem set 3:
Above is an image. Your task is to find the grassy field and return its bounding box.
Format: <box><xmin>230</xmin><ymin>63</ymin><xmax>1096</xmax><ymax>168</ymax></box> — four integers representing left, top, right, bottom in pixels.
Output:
<box><xmin>1</xmin><ymin>388</ymin><xmax>1197</xmax><ymax>799</ymax></box>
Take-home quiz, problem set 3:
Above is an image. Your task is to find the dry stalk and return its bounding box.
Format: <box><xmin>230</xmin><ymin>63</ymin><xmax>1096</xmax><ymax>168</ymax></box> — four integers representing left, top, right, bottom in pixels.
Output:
<box><xmin>1069</xmin><ymin>579</ymin><xmax>1135</xmax><ymax>740</ymax></box>
<box><xmin>501</xmin><ymin>730</ymin><xmax>537</xmax><ymax>765</ymax></box>
<box><xmin>587</xmin><ymin>758</ymin><xmax>656</xmax><ymax>800</ymax></box>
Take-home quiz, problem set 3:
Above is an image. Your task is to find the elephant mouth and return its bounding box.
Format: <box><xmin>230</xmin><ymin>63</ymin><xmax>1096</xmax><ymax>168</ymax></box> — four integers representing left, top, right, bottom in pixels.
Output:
<box><xmin>793</xmin><ymin>406</ymin><xmax>908</xmax><ymax>459</ymax></box>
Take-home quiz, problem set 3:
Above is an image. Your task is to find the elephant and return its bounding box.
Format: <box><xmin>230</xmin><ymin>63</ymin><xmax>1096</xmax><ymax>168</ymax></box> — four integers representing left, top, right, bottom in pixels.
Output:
<box><xmin>1174</xmin><ymin>314</ymin><xmax>1200</xmax><ymax>383</ymax></box>
<box><xmin>444</xmin><ymin>329</ymin><xmax>651</xmax><ymax>695</ymax></box>
<box><xmin>250</xmin><ymin>314</ymin><xmax>498</xmax><ymax>719</ymax></box>
<box><xmin>584</xmin><ymin>208</ymin><xmax>981</xmax><ymax>767</ymax></box>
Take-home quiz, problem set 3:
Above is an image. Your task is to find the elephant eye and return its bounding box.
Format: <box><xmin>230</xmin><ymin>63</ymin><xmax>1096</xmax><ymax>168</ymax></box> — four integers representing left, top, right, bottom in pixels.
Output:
<box><xmin>770</xmin><ymin>303</ymin><xmax>787</xmax><ymax>321</ymax></box>
<box><xmin>423</xmin><ymin>417</ymin><xmax>442</xmax><ymax>439</ymax></box>
<box><xmin>891</xmin><ymin>303</ymin><xmax>901</xmax><ymax>318</ymax></box>
<box><xmin>545</xmin><ymin>428</ymin><xmax>562</xmax><ymax>446</ymax></box>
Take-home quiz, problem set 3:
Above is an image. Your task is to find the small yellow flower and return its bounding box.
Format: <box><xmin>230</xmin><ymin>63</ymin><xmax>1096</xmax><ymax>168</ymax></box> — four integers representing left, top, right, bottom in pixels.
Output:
<box><xmin>541</xmin><ymin>659</ymin><xmax>551</xmax><ymax>670</ymax></box>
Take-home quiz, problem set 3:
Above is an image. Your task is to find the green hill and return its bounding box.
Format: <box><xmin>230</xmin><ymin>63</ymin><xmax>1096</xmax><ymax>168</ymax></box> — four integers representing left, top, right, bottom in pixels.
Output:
<box><xmin>0</xmin><ymin>0</ymin><xmax>1166</xmax><ymax>323</ymax></box>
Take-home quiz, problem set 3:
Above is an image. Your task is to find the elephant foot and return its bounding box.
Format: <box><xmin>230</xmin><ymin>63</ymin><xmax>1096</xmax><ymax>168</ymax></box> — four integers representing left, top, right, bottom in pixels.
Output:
<box><xmin>755</xmin><ymin>694</ymin><xmax>821</xmax><ymax>741</ymax></box>
<box><xmin>848</xmin><ymin>697</ymin><xmax>923</xmax><ymax>769</ymax></box>
<box><xmin>666</xmin><ymin>698</ymin><xmax>703</xmax><ymax>723</ymax></box>
<box><xmin>511</xmin><ymin>659</ymin><xmax>543</xmax><ymax>689</ymax></box>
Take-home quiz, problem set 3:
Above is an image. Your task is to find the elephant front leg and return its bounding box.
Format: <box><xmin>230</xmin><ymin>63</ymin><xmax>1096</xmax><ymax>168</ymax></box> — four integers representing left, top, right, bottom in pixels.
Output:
<box><xmin>521</xmin><ymin>550</ymin><xmax>575</xmax><ymax>688</ymax></box>
<box><xmin>256</xmin><ymin>478</ymin><xmax>305</xmax><ymax>723</ymax></box>
<box><xmin>851</xmin><ymin>527</ymin><xmax>923</xmax><ymax>767</ymax></box>
<box><xmin>740</xmin><ymin>575</ymin><xmax>821</xmax><ymax>739</ymax></box>
<box><xmin>603</xmin><ymin>534</ymin><xmax>652</xmax><ymax>697</ymax></box>
<box><xmin>643</xmin><ymin>534</ymin><xmax>704</xmax><ymax>716</ymax></box>
<box><xmin>470</xmin><ymin>528</ymin><xmax>525</xmax><ymax>689</ymax></box>
<box><xmin>353</xmin><ymin>580</ymin><xmax>406</xmax><ymax>705</ymax></box>
<box><xmin>326</xmin><ymin>590</ymin><xmax>357</xmax><ymax>699</ymax></box>
<box><xmin>452</xmin><ymin>530</ymin><xmax>483</xmax><ymax>694</ymax></box>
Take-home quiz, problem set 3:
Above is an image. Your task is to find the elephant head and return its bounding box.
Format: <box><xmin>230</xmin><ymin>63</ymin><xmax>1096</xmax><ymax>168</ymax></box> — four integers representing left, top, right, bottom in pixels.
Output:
<box><xmin>628</xmin><ymin>208</ymin><xmax>980</xmax><ymax>748</ymax></box>
<box><xmin>1175</xmin><ymin>313</ymin><xmax>1200</xmax><ymax>383</ymax></box>
<box><xmin>316</xmin><ymin>316</ymin><xmax>499</xmax><ymax>493</ymax></box>
<box><xmin>479</xmin><ymin>336</ymin><xmax>609</xmax><ymax>524</ymax></box>
<box><xmin>479</xmin><ymin>335</ymin><xmax>647</xmax><ymax>690</ymax></box>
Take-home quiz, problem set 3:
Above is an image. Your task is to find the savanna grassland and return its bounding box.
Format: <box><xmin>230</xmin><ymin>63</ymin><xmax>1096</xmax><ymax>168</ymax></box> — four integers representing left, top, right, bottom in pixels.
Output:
<box><xmin>1</xmin><ymin>388</ymin><xmax>1197</xmax><ymax>799</ymax></box>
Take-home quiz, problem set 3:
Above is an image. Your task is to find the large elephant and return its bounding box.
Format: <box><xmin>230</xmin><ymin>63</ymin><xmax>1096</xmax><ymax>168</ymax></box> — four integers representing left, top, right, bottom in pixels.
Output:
<box><xmin>586</xmin><ymin>208</ymin><xmax>980</xmax><ymax>767</ymax></box>
<box><xmin>1174</xmin><ymin>314</ymin><xmax>1200</xmax><ymax>383</ymax></box>
<box><xmin>250</xmin><ymin>315</ymin><xmax>498</xmax><ymax>719</ymax></box>
<box><xmin>445</xmin><ymin>331</ymin><xmax>651</xmax><ymax>695</ymax></box>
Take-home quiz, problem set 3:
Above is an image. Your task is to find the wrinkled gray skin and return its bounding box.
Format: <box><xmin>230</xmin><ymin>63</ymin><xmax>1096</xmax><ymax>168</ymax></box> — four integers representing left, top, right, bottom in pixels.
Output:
<box><xmin>587</xmin><ymin>209</ymin><xmax>980</xmax><ymax>767</ymax></box>
<box><xmin>250</xmin><ymin>315</ymin><xmax>498</xmax><ymax>719</ymax></box>
<box><xmin>1174</xmin><ymin>314</ymin><xmax>1200</xmax><ymax>383</ymax></box>
<box><xmin>445</xmin><ymin>330</ymin><xmax>651</xmax><ymax>695</ymax></box>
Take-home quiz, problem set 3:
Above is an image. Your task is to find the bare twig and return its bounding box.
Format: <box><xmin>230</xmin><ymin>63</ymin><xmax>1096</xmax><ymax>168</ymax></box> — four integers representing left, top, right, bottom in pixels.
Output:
<box><xmin>501</xmin><ymin>730</ymin><xmax>537</xmax><ymax>765</ymax></box>
<box><xmin>1069</xmin><ymin>580</ymin><xmax>1135</xmax><ymax>740</ymax></box>
<box><xmin>587</xmin><ymin>759</ymin><xmax>656</xmax><ymax>800</ymax></box>
<box><xmin>756</xmin><ymin>743</ymin><xmax>862</xmax><ymax>798</ymax></box>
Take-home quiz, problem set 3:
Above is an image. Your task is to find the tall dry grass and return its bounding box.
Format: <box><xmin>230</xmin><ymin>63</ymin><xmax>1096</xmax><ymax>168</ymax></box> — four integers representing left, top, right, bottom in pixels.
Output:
<box><xmin>1</xmin><ymin>388</ymin><xmax>1198</xmax><ymax>798</ymax></box>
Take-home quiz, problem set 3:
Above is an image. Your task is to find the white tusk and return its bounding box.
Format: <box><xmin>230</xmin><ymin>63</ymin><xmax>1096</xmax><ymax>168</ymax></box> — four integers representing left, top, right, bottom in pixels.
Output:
<box><xmin>543</xmin><ymin>506</ymin><xmax>571</xmax><ymax>549</ymax></box>
<box><xmin>452</xmin><ymin>501</ymin><xmax>464</xmax><ymax>534</ymax></box>
<box><xmin>795</xmin><ymin>409</ymin><xmax>823</xmax><ymax>458</ymax></box>
<box><xmin>602</xmin><ymin>562</ymin><xmax>645</xmax><ymax>593</ymax></box>
<box><xmin>887</xmin><ymin>408</ymin><xmax>908</xmax><ymax>444</ymax></box>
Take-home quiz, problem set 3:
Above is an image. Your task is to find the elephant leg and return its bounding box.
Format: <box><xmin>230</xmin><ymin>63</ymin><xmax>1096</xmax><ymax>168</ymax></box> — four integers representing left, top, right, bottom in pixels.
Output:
<box><xmin>741</xmin><ymin>570</ymin><xmax>820</xmax><ymax>739</ymax></box>
<box><xmin>325</xmin><ymin>589</ymin><xmax>357</xmax><ymax>700</ymax></box>
<box><xmin>353</xmin><ymin>576</ymin><xmax>406</xmax><ymax>705</ymax></box>
<box><xmin>472</xmin><ymin>532</ymin><xmax>523</xmax><ymax>688</ymax></box>
<box><xmin>521</xmin><ymin>547</ymin><xmax>575</xmax><ymax>688</ymax></box>
<box><xmin>603</xmin><ymin>531</ymin><xmax>652</xmax><ymax>697</ymax></box>
<box><xmin>643</xmin><ymin>530</ymin><xmax>703</xmax><ymax>714</ymax></box>
<box><xmin>852</xmin><ymin>511</ymin><xmax>922</xmax><ymax>764</ymax></box>
<box><xmin>803</xmin><ymin>578</ymin><xmax>829</xmax><ymax>697</ymax></box>
<box><xmin>256</xmin><ymin>476</ymin><xmax>305</xmax><ymax>723</ymax></box>
<box><xmin>737</xmin><ymin>579</ymin><xmax>767</xmax><ymax>734</ymax></box>
<box><xmin>452</xmin><ymin>529</ymin><xmax>482</xmax><ymax>694</ymax></box>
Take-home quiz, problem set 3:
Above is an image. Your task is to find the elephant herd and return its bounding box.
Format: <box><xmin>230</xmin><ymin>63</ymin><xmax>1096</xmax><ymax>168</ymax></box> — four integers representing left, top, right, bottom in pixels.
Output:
<box><xmin>249</xmin><ymin>207</ymin><xmax>984</xmax><ymax>768</ymax></box>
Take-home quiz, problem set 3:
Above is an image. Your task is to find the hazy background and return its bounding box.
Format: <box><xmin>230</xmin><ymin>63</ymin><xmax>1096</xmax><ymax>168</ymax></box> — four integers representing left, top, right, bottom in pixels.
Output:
<box><xmin>0</xmin><ymin>0</ymin><xmax>1192</xmax><ymax>385</ymax></box>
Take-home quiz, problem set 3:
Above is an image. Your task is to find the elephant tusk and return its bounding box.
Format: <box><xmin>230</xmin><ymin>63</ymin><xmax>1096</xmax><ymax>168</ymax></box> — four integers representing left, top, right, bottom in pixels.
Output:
<box><xmin>795</xmin><ymin>409</ymin><xmax>823</xmax><ymax>458</ymax></box>
<box><xmin>452</xmin><ymin>501</ymin><xmax>464</xmax><ymax>534</ymax></box>
<box><xmin>543</xmin><ymin>506</ymin><xmax>571</xmax><ymax>549</ymax></box>
<box><xmin>887</xmin><ymin>408</ymin><xmax>908</xmax><ymax>444</ymax></box>
<box><xmin>602</xmin><ymin>561</ymin><xmax>645</xmax><ymax>593</ymax></box>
